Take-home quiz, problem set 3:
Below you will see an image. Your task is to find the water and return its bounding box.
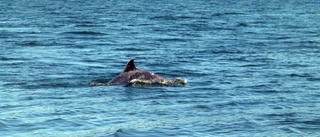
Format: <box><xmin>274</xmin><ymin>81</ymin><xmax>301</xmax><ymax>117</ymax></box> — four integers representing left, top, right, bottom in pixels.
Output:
<box><xmin>1</xmin><ymin>0</ymin><xmax>320</xmax><ymax>136</ymax></box>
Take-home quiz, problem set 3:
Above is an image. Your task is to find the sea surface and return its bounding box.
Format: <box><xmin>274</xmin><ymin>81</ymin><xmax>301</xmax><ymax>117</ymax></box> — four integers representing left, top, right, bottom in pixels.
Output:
<box><xmin>1</xmin><ymin>0</ymin><xmax>320</xmax><ymax>136</ymax></box>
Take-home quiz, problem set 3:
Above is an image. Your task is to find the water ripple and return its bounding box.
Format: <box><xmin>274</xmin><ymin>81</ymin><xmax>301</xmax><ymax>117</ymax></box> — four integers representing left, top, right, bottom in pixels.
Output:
<box><xmin>1</xmin><ymin>0</ymin><xmax>320</xmax><ymax>136</ymax></box>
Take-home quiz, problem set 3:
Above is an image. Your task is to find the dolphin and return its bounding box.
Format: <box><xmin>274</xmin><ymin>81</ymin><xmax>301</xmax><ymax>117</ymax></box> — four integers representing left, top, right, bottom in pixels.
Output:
<box><xmin>107</xmin><ymin>59</ymin><xmax>165</xmax><ymax>85</ymax></box>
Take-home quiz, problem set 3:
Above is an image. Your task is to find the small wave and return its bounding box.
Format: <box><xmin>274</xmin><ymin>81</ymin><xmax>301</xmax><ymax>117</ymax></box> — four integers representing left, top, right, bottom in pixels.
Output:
<box><xmin>149</xmin><ymin>15</ymin><xmax>193</xmax><ymax>21</ymax></box>
<box><xmin>89</xmin><ymin>79</ymin><xmax>111</xmax><ymax>86</ymax></box>
<box><xmin>89</xmin><ymin>82</ymin><xmax>110</xmax><ymax>86</ymax></box>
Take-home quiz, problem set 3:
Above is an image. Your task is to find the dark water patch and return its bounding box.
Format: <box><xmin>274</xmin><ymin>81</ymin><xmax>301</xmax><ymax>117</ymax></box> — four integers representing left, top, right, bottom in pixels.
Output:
<box><xmin>236</xmin><ymin>22</ymin><xmax>249</xmax><ymax>27</ymax></box>
<box><xmin>194</xmin><ymin>104</ymin><xmax>212</xmax><ymax>112</ymax></box>
<box><xmin>176</xmin><ymin>99</ymin><xmax>211</xmax><ymax>104</ymax></box>
<box><xmin>61</xmin><ymin>31</ymin><xmax>107</xmax><ymax>36</ymax></box>
<box><xmin>273</xmin><ymin>36</ymin><xmax>300</xmax><ymax>40</ymax></box>
<box><xmin>273</xmin><ymin>106</ymin><xmax>285</xmax><ymax>110</ymax></box>
<box><xmin>281</xmin><ymin>63</ymin><xmax>310</xmax><ymax>68</ymax></box>
<box><xmin>306</xmin><ymin>77</ymin><xmax>320</xmax><ymax>81</ymax></box>
<box><xmin>289</xmin><ymin>73</ymin><xmax>312</xmax><ymax>78</ymax></box>
<box><xmin>0</xmin><ymin>121</ymin><xmax>9</xmax><ymax>132</ymax></box>
<box><xmin>0</xmin><ymin>57</ymin><xmax>26</xmax><ymax>61</ymax></box>
<box><xmin>114</xmin><ymin>47</ymin><xmax>154</xmax><ymax>52</ymax></box>
<box><xmin>29</xmin><ymin>94</ymin><xmax>74</xmax><ymax>100</ymax></box>
<box><xmin>155</xmin><ymin>38</ymin><xmax>188</xmax><ymax>42</ymax></box>
<box><xmin>239</xmin><ymin>63</ymin><xmax>268</xmax><ymax>67</ymax></box>
<box><xmin>133</xmin><ymin>23</ymin><xmax>156</xmax><ymax>27</ymax></box>
<box><xmin>71</xmin><ymin>21</ymin><xmax>106</xmax><ymax>28</ymax></box>
<box><xmin>263</xmin><ymin>112</ymin><xmax>297</xmax><ymax>119</ymax></box>
<box><xmin>301</xmin><ymin>119</ymin><xmax>320</xmax><ymax>126</ymax></box>
<box><xmin>251</xmin><ymin>89</ymin><xmax>280</xmax><ymax>94</ymax></box>
<box><xmin>211</xmin><ymin>12</ymin><xmax>245</xmax><ymax>17</ymax></box>
<box><xmin>16</xmin><ymin>41</ymin><xmax>42</xmax><ymax>46</ymax></box>
<box><xmin>3</xmin><ymin>82</ymin><xmax>28</xmax><ymax>87</ymax></box>
<box><xmin>298</xmin><ymin>40</ymin><xmax>320</xmax><ymax>45</ymax></box>
<box><xmin>181</xmin><ymin>22</ymin><xmax>223</xmax><ymax>32</ymax></box>
<box><xmin>226</xmin><ymin>56</ymin><xmax>249</xmax><ymax>62</ymax></box>
<box><xmin>15</xmin><ymin>40</ymin><xmax>58</xmax><ymax>47</ymax></box>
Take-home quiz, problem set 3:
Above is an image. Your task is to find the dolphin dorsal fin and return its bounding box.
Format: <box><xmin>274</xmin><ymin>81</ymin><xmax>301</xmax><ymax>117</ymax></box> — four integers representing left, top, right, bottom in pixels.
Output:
<box><xmin>123</xmin><ymin>59</ymin><xmax>138</xmax><ymax>73</ymax></box>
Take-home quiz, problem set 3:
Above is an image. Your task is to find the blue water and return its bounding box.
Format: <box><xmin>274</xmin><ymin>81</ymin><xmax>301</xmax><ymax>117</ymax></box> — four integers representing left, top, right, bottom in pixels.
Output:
<box><xmin>1</xmin><ymin>0</ymin><xmax>320</xmax><ymax>136</ymax></box>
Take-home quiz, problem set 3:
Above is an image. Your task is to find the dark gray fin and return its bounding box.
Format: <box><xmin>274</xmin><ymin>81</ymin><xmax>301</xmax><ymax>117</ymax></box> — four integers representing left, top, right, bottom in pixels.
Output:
<box><xmin>123</xmin><ymin>59</ymin><xmax>138</xmax><ymax>73</ymax></box>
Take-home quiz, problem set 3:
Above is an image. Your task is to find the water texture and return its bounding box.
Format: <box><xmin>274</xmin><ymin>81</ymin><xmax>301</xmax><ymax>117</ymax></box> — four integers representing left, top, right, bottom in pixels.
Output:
<box><xmin>1</xmin><ymin>0</ymin><xmax>320</xmax><ymax>136</ymax></box>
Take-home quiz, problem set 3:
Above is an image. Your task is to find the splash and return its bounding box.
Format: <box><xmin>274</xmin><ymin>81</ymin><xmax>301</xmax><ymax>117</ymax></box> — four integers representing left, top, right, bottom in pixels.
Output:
<box><xmin>89</xmin><ymin>81</ymin><xmax>111</xmax><ymax>86</ymax></box>
<box><xmin>89</xmin><ymin>78</ymin><xmax>187</xmax><ymax>87</ymax></box>
<box><xmin>128</xmin><ymin>78</ymin><xmax>187</xmax><ymax>87</ymax></box>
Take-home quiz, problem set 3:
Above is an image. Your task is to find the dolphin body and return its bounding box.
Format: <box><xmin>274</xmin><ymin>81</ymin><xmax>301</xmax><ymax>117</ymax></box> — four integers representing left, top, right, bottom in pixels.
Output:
<box><xmin>107</xmin><ymin>59</ymin><xmax>165</xmax><ymax>85</ymax></box>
